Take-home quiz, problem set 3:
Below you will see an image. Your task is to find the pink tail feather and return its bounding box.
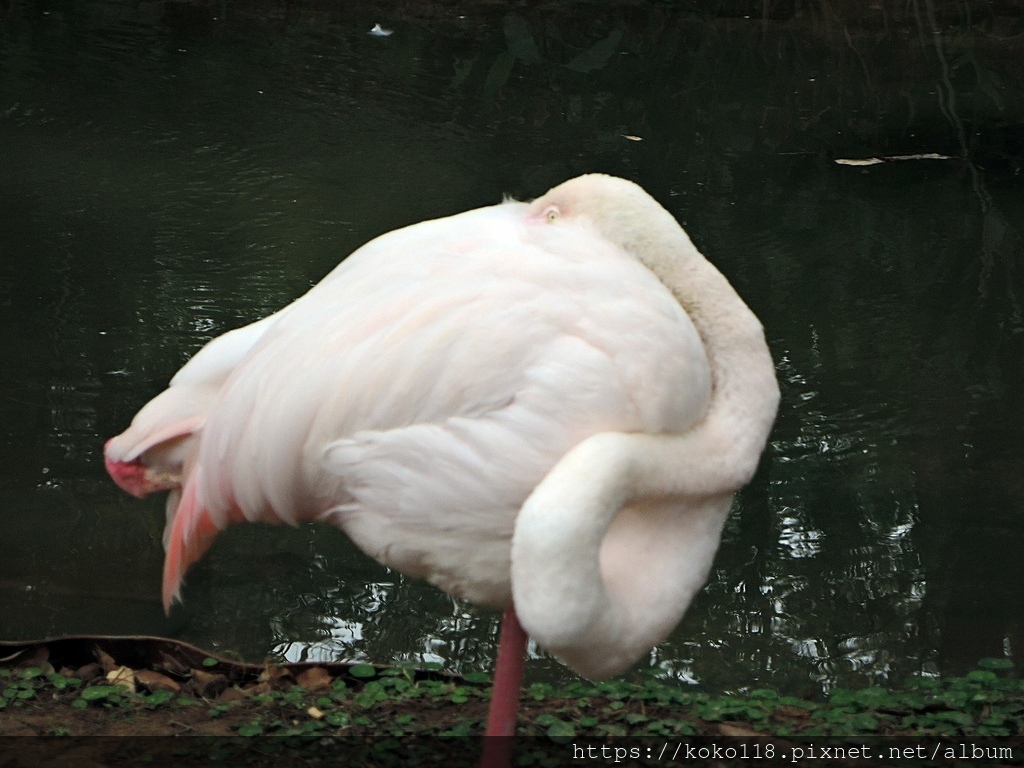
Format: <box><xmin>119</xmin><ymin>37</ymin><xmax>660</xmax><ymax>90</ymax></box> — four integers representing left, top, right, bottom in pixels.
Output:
<box><xmin>162</xmin><ymin>468</ymin><xmax>226</xmax><ymax>614</ymax></box>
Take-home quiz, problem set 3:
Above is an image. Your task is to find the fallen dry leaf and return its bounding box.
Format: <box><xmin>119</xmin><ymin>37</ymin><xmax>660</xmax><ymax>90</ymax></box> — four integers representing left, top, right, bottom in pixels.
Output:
<box><xmin>134</xmin><ymin>669</ymin><xmax>181</xmax><ymax>693</ymax></box>
<box><xmin>296</xmin><ymin>666</ymin><xmax>332</xmax><ymax>692</ymax></box>
<box><xmin>94</xmin><ymin>647</ymin><xmax>117</xmax><ymax>674</ymax></box>
<box><xmin>156</xmin><ymin>654</ymin><xmax>191</xmax><ymax>678</ymax></box>
<box><xmin>218</xmin><ymin>686</ymin><xmax>248</xmax><ymax>703</ymax></box>
<box><xmin>74</xmin><ymin>662</ymin><xmax>103</xmax><ymax>683</ymax></box>
<box><xmin>259</xmin><ymin>664</ymin><xmax>295</xmax><ymax>688</ymax></box>
<box><xmin>106</xmin><ymin>666</ymin><xmax>136</xmax><ymax>693</ymax></box>
<box><xmin>185</xmin><ymin>668</ymin><xmax>229</xmax><ymax>698</ymax></box>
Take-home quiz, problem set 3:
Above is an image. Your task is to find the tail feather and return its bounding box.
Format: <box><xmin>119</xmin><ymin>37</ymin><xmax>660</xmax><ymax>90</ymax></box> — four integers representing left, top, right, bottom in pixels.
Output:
<box><xmin>162</xmin><ymin>468</ymin><xmax>225</xmax><ymax>614</ymax></box>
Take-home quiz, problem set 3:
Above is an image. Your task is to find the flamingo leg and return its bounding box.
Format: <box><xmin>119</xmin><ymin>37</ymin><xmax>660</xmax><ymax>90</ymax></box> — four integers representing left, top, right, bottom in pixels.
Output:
<box><xmin>480</xmin><ymin>606</ymin><xmax>528</xmax><ymax>767</ymax></box>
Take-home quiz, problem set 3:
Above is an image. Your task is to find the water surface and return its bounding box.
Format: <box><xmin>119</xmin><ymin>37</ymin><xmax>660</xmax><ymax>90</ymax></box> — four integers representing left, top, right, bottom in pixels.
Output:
<box><xmin>1</xmin><ymin>1</ymin><xmax>1023</xmax><ymax>696</ymax></box>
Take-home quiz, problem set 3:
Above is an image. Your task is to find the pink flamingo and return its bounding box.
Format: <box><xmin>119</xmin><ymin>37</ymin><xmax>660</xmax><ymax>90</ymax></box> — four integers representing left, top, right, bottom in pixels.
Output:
<box><xmin>105</xmin><ymin>174</ymin><xmax>779</xmax><ymax>749</ymax></box>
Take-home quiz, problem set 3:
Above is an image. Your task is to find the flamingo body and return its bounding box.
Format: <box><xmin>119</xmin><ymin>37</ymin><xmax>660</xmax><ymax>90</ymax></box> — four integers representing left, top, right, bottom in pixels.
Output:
<box><xmin>105</xmin><ymin>175</ymin><xmax>777</xmax><ymax>684</ymax></box>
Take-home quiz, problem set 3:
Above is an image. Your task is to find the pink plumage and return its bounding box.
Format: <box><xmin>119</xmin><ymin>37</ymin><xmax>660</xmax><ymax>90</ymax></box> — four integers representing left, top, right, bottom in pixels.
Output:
<box><xmin>105</xmin><ymin>174</ymin><xmax>778</xmax><ymax>742</ymax></box>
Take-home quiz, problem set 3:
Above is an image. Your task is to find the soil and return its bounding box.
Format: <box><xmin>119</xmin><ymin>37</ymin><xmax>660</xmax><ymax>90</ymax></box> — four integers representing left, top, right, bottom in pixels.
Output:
<box><xmin>0</xmin><ymin>635</ymin><xmax>825</xmax><ymax>767</ymax></box>
<box><xmin>3</xmin><ymin>636</ymin><xmax>1024</xmax><ymax>768</ymax></box>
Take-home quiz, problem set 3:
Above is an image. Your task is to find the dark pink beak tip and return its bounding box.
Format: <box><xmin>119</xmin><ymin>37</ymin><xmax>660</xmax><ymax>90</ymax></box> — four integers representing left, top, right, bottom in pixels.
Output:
<box><xmin>104</xmin><ymin>453</ymin><xmax>149</xmax><ymax>499</ymax></box>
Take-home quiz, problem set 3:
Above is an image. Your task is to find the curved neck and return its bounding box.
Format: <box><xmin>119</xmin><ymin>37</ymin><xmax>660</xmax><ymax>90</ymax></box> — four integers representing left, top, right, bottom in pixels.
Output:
<box><xmin>511</xmin><ymin>226</ymin><xmax>779</xmax><ymax>679</ymax></box>
<box><xmin>511</xmin><ymin>438</ymin><xmax>733</xmax><ymax>678</ymax></box>
<box><xmin>639</xmin><ymin>227</ymin><xmax>780</xmax><ymax>494</ymax></box>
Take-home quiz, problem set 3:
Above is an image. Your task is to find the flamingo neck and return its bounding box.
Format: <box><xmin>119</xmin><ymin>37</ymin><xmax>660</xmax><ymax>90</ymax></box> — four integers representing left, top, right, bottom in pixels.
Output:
<box><xmin>511</xmin><ymin>223</ymin><xmax>778</xmax><ymax>680</ymax></box>
<box><xmin>636</xmin><ymin>226</ymin><xmax>780</xmax><ymax>495</ymax></box>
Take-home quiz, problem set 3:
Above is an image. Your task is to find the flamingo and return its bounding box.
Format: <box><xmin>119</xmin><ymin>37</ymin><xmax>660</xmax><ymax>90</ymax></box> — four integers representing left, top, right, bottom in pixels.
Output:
<box><xmin>104</xmin><ymin>174</ymin><xmax>779</xmax><ymax>749</ymax></box>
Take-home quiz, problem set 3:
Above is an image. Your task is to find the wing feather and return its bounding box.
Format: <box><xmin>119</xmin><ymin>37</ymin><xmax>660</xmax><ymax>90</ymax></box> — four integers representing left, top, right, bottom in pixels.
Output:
<box><xmin>182</xmin><ymin>202</ymin><xmax>711</xmax><ymax>604</ymax></box>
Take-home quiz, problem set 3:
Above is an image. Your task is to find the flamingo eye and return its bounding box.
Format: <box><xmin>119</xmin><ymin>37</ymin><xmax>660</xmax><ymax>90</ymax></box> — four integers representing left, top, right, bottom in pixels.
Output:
<box><xmin>544</xmin><ymin>205</ymin><xmax>560</xmax><ymax>223</ymax></box>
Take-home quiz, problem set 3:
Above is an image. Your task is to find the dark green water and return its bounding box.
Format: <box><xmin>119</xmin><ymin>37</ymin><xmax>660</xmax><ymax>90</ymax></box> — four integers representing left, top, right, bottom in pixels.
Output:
<box><xmin>1</xmin><ymin>1</ymin><xmax>1023</xmax><ymax>696</ymax></box>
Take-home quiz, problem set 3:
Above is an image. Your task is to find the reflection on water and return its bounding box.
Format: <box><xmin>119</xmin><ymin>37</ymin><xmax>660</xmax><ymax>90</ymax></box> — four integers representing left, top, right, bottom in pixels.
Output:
<box><xmin>1</xmin><ymin>1</ymin><xmax>1023</xmax><ymax>696</ymax></box>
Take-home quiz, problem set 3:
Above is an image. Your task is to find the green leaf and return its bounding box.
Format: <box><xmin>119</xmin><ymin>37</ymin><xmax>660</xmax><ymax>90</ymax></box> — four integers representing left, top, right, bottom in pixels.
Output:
<box><xmin>326</xmin><ymin>711</ymin><xmax>349</xmax><ymax>727</ymax></box>
<box><xmin>545</xmin><ymin>719</ymin><xmax>575</xmax><ymax>739</ymax></box>
<box><xmin>349</xmin><ymin>664</ymin><xmax>377</xmax><ymax>679</ymax></box>
<box><xmin>202</xmin><ymin>658</ymin><xmax>219</xmax><ymax>667</ymax></box>
<box><xmin>80</xmin><ymin>686</ymin><xmax>120</xmax><ymax>702</ymax></box>
<box><xmin>830</xmin><ymin>688</ymin><xmax>856</xmax><ymax>705</ymax></box>
<box><xmin>979</xmin><ymin>658</ymin><xmax>1014</xmax><ymax>671</ymax></box>
<box><xmin>463</xmin><ymin>672</ymin><xmax>490</xmax><ymax>684</ymax></box>
<box><xmin>847</xmin><ymin>713</ymin><xmax>879</xmax><ymax>731</ymax></box>
<box><xmin>144</xmin><ymin>690</ymin><xmax>175</xmax><ymax>707</ymax></box>
<box><xmin>965</xmin><ymin>670</ymin><xmax>998</xmax><ymax>684</ymax></box>
<box><xmin>852</xmin><ymin>687</ymin><xmax>889</xmax><ymax>705</ymax></box>
<box><xmin>48</xmin><ymin>674</ymin><xmax>77</xmax><ymax>691</ymax></box>
<box><xmin>237</xmin><ymin>721</ymin><xmax>263</xmax><ymax>737</ymax></box>
<box><xmin>938</xmin><ymin>711</ymin><xmax>974</xmax><ymax>727</ymax></box>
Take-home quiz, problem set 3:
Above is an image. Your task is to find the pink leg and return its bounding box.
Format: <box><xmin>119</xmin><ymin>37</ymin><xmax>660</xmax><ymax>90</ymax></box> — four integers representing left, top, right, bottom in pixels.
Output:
<box><xmin>480</xmin><ymin>606</ymin><xmax>528</xmax><ymax>768</ymax></box>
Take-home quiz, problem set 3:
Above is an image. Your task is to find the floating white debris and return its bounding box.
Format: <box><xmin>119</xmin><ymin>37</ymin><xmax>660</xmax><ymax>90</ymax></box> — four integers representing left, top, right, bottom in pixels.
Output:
<box><xmin>835</xmin><ymin>153</ymin><xmax>955</xmax><ymax>166</ymax></box>
<box><xmin>369</xmin><ymin>23</ymin><xmax>393</xmax><ymax>38</ymax></box>
<box><xmin>622</xmin><ymin>135</ymin><xmax>643</xmax><ymax>142</ymax></box>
